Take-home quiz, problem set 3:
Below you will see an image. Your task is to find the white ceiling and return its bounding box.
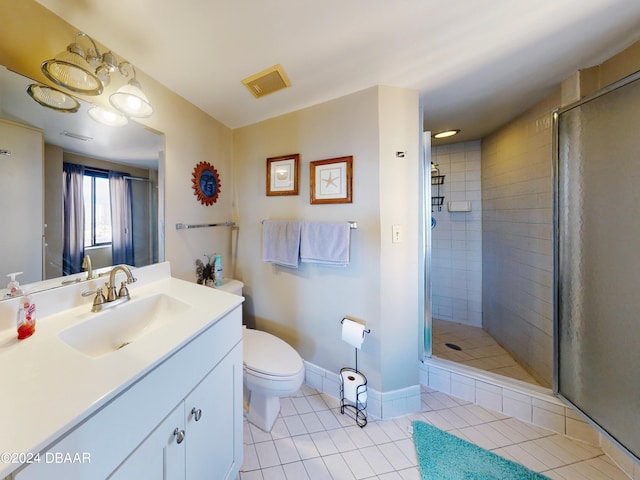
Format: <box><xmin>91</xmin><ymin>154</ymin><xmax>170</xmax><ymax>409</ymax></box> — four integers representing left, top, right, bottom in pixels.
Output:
<box><xmin>35</xmin><ymin>0</ymin><xmax>640</xmax><ymax>144</ymax></box>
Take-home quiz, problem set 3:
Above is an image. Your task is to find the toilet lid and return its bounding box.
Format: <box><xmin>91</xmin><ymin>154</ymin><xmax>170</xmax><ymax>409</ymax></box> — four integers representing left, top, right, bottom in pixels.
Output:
<box><xmin>243</xmin><ymin>329</ymin><xmax>303</xmax><ymax>377</ymax></box>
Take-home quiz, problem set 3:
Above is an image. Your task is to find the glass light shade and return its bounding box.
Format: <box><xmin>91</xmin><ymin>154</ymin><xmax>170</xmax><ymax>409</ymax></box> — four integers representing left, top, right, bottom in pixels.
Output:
<box><xmin>432</xmin><ymin>129</ymin><xmax>460</xmax><ymax>139</ymax></box>
<box><xmin>27</xmin><ymin>84</ymin><xmax>80</xmax><ymax>113</ymax></box>
<box><xmin>42</xmin><ymin>47</ymin><xmax>103</xmax><ymax>95</ymax></box>
<box><xmin>88</xmin><ymin>105</ymin><xmax>128</xmax><ymax>126</ymax></box>
<box><xmin>109</xmin><ymin>81</ymin><xmax>153</xmax><ymax>118</ymax></box>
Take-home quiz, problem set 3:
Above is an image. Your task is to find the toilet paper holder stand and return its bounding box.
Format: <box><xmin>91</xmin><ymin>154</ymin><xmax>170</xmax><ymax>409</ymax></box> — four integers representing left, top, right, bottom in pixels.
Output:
<box><xmin>340</xmin><ymin>367</ymin><xmax>368</xmax><ymax>427</ymax></box>
<box><xmin>339</xmin><ymin>318</ymin><xmax>370</xmax><ymax>428</ymax></box>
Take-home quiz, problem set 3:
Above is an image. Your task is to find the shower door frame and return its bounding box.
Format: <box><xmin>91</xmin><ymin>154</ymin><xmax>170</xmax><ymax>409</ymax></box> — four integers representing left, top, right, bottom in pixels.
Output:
<box><xmin>420</xmin><ymin>130</ymin><xmax>433</xmax><ymax>360</ymax></box>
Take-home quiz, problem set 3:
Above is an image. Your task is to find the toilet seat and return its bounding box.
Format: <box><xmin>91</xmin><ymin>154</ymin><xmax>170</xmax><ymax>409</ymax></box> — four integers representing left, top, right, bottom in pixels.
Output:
<box><xmin>243</xmin><ymin>328</ymin><xmax>303</xmax><ymax>378</ymax></box>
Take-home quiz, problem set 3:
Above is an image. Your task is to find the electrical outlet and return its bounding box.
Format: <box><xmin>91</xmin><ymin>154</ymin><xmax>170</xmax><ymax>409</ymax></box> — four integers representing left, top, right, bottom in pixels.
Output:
<box><xmin>392</xmin><ymin>224</ymin><xmax>402</xmax><ymax>243</ymax></box>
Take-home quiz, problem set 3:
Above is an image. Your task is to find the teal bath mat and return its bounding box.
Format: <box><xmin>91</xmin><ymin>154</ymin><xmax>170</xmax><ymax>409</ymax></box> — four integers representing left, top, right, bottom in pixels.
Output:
<box><xmin>412</xmin><ymin>421</ymin><xmax>550</xmax><ymax>480</ymax></box>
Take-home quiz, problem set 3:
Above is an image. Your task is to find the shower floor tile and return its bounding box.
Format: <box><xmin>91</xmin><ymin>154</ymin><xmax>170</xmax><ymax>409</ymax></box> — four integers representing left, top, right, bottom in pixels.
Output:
<box><xmin>432</xmin><ymin>318</ymin><xmax>540</xmax><ymax>385</ymax></box>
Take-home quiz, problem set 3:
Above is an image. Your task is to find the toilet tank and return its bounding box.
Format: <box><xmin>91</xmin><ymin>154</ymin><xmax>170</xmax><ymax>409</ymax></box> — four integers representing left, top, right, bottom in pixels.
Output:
<box><xmin>215</xmin><ymin>279</ymin><xmax>244</xmax><ymax>296</ymax></box>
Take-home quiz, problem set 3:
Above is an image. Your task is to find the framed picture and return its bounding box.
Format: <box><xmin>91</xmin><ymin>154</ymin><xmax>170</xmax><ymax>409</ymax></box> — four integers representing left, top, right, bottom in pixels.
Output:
<box><xmin>266</xmin><ymin>154</ymin><xmax>300</xmax><ymax>196</ymax></box>
<box><xmin>310</xmin><ymin>156</ymin><xmax>353</xmax><ymax>204</ymax></box>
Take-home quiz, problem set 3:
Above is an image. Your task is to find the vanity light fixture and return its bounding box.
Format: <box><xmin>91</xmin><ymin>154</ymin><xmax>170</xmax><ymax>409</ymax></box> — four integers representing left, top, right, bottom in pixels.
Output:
<box><xmin>41</xmin><ymin>32</ymin><xmax>105</xmax><ymax>95</ymax></box>
<box><xmin>39</xmin><ymin>32</ymin><xmax>153</xmax><ymax>118</ymax></box>
<box><xmin>432</xmin><ymin>129</ymin><xmax>460</xmax><ymax>139</ymax></box>
<box><xmin>88</xmin><ymin>105</ymin><xmax>128</xmax><ymax>127</ymax></box>
<box><xmin>109</xmin><ymin>63</ymin><xmax>153</xmax><ymax>118</ymax></box>
<box><xmin>27</xmin><ymin>84</ymin><xmax>80</xmax><ymax>113</ymax></box>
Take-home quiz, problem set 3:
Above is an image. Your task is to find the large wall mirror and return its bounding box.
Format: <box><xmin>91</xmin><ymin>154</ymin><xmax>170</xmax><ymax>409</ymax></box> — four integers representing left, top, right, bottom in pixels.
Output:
<box><xmin>0</xmin><ymin>65</ymin><xmax>164</xmax><ymax>298</ymax></box>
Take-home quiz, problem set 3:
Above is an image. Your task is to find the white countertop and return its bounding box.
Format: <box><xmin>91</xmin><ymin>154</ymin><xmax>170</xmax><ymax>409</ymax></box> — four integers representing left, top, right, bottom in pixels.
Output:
<box><xmin>0</xmin><ymin>262</ymin><xmax>243</xmax><ymax>478</ymax></box>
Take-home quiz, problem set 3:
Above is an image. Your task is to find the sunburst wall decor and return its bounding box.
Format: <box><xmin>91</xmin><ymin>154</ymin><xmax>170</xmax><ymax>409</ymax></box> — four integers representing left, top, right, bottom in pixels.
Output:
<box><xmin>192</xmin><ymin>161</ymin><xmax>221</xmax><ymax>206</ymax></box>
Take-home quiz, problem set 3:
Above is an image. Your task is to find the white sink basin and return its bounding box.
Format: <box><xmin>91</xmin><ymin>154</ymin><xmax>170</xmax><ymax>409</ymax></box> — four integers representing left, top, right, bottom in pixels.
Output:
<box><xmin>58</xmin><ymin>294</ymin><xmax>191</xmax><ymax>358</ymax></box>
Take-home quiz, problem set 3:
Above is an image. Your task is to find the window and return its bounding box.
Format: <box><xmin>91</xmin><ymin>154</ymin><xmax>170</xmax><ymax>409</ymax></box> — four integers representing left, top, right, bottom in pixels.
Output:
<box><xmin>83</xmin><ymin>169</ymin><xmax>112</xmax><ymax>247</ymax></box>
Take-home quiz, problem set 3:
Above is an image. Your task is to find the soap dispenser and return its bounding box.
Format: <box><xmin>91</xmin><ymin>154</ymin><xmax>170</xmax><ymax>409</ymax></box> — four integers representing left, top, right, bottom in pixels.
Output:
<box><xmin>17</xmin><ymin>288</ymin><xmax>36</xmax><ymax>340</ymax></box>
<box><xmin>6</xmin><ymin>272</ymin><xmax>23</xmax><ymax>297</ymax></box>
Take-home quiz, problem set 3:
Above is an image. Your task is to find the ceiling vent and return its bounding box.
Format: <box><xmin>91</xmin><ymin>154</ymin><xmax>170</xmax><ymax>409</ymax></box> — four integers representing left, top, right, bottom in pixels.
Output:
<box><xmin>242</xmin><ymin>64</ymin><xmax>291</xmax><ymax>99</ymax></box>
<box><xmin>61</xmin><ymin>131</ymin><xmax>92</xmax><ymax>142</ymax></box>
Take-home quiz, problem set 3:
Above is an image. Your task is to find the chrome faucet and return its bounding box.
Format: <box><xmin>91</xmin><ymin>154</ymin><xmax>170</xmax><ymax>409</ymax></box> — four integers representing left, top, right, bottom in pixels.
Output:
<box><xmin>82</xmin><ymin>255</ymin><xmax>93</xmax><ymax>280</ymax></box>
<box><xmin>85</xmin><ymin>265</ymin><xmax>137</xmax><ymax>312</ymax></box>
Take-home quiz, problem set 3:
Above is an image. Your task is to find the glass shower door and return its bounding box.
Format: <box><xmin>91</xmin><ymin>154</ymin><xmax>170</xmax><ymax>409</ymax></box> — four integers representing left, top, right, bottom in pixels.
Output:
<box><xmin>556</xmin><ymin>72</ymin><xmax>640</xmax><ymax>461</ymax></box>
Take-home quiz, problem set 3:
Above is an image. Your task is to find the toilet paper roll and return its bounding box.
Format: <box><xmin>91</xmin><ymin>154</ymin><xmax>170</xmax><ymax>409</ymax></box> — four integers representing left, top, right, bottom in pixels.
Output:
<box><xmin>341</xmin><ymin>370</ymin><xmax>367</xmax><ymax>404</ymax></box>
<box><xmin>341</xmin><ymin>318</ymin><xmax>365</xmax><ymax>349</ymax></box>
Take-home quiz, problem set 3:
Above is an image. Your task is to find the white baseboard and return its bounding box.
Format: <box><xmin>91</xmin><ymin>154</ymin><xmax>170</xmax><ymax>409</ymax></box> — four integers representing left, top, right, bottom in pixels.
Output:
<box><xmin>303</xmin><ymin>360</ymin><xmax>421</xmax><ymax>420</ymax></box>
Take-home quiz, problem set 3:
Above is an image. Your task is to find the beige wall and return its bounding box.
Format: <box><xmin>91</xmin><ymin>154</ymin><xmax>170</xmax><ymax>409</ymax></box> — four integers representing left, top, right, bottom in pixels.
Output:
<box><xmin>0</xmin><ymin>0</ymin><xmax>234</xmax><ymax>283</ymax></box>
<box><xmin>378</xmin><ymin>87</ymin><xmax>421</xmax><ymax>392</ymax></box>
<box><xmin>579</xmin><ymin>41</ymin><xmax>640</xmax><ymax>99</ymax></box>
<box><xmin>233</xmin><ymin>86</ymin><xmax>420</xmax><ymax>393</ymax></box>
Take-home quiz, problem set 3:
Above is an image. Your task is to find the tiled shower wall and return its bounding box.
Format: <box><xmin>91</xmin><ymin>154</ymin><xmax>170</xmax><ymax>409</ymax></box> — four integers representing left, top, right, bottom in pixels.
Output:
<box><xmin>481</xmin><ymin>91</ymin><xmax>558</xmax><ymax>388</ymax></box>
<box><xmin>430</xmin><ymin>141</ymin><xmax>482</xmax><ymax>327</ymax></box>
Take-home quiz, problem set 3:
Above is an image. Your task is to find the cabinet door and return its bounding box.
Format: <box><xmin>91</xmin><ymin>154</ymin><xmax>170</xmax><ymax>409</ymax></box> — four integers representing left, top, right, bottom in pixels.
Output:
<box><xmin>185</xmin><ymin>344</ymin><xmax>242</xmax><ymax>480</ymax></box>
<box><xmin>109</xmin><ymin>404</ymin><xmax>185</xmax><ymax>480</ymax></box>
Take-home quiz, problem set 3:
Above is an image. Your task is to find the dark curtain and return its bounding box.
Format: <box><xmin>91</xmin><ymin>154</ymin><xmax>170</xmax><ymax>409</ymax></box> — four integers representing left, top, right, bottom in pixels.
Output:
<box><xmin>109</xmin><ymin>171</ymin><xmax>134</xmax><ymax>265</ymax></box>
<box><xmin>62</xmin><ymin>162</ymin><xmax>85</xmax><ymax>275</ymax></box>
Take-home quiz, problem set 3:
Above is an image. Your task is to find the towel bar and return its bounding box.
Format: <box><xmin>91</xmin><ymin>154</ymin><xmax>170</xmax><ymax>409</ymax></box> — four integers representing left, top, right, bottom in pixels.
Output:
<box><xmin>176</xmin><ymin>221</ymin><xmax>236</xmax><ymax>230</ymax></box>
<box><xmin>261</xmin><ymin>220</ymin><xmax>358</xmax><ymax>229</ymax></box>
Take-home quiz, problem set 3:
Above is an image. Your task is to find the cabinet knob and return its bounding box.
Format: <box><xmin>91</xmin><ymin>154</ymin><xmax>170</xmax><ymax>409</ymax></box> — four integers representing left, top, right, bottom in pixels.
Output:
<box><xmin>173</xmin><ymin>427</ymin><xmax>185</xmax><ymax>444</ymax></box>
<box><xmin>191</xmin><ymin>407</ymin><xmax>202</xmax><ymax>422</ymax></box>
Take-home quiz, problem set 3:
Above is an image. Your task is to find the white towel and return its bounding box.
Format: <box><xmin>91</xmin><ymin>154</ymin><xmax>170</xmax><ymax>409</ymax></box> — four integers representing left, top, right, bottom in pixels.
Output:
<box><xmin>300</xmin><ymin>221</ymin><xmax>351</xmax><ymax>266</ymax></box>
<box><xmin>262</xmin><ymin>220</ymin><xmax>302</xmax><ymax>268</ymax></box>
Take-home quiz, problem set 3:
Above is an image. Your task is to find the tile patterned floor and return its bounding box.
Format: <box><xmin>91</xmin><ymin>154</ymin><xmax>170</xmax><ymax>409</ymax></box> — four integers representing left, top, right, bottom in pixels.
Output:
<box><xmin>432</xmin><ymin>318</ymin><xmax>541</xmax><ymax>385</ymax></box>
<box><xmin>238</xmin><ymin>384</ymin><xmax>630</xmax><ymax>479</ymax></box>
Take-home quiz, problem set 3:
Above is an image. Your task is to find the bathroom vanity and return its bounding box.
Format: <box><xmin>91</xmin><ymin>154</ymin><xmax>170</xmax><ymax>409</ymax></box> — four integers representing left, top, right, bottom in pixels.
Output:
<box><xmin>0</xmin><ymin>263</ymin><xmax>243</xmax><ymax>480</ymax></box>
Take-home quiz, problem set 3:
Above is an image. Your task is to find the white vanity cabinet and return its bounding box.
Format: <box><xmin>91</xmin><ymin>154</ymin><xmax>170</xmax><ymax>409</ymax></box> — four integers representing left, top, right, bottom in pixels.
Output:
<box><xmin>184</xmin><ymin>346</ymin><xmax>240</xmax><ymax>479</ymax></box>
<box><xmin>111</xmin><ymin>344</ymin><xmax>241</xmax><ymax>480</ymax></box>
<box><xmin>109</xmin><ymin>403</ymin><xmax>186</xmax><ymax>479</ymax></box>
<box><xmin>14</xmin><ymin>305</ymin><xmax>243</xmax><ymax>480</ymax></box>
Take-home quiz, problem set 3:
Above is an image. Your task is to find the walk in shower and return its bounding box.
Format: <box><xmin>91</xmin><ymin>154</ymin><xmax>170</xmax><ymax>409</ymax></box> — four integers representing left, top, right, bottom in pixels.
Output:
<box><xmin>427</xmin><ymin>139</ymin><xmax>546</xmax><ymax>386</ymax></box>
<box><xmin>426</xmin><ymin>91</ymin><xmax>558</xmax><ymax>389</ymax></box>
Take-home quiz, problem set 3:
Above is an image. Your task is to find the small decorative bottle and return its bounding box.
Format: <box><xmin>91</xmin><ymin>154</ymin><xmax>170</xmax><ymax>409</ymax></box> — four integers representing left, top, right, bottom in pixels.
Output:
<box><xmin>214</xmin><ymin>254</ymin><xmax>223</xmax><ymax>286</ymax></box>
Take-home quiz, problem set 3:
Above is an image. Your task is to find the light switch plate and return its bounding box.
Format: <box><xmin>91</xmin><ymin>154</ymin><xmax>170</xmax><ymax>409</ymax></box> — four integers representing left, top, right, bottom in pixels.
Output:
<box><xmin>392</xmin><ymin>224</ymin><xmax>402</xmax><ymax>243</ymax></box>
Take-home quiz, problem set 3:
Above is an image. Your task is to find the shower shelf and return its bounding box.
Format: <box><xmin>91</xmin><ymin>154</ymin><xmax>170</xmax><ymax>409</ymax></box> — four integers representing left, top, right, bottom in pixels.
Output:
<box><xmin>431</xmin><ymin>170</ymin><xmax>445</xmax><ymax>212</ymax></box>
<box><xmin>431</xmin><ymin>175</ymin><xmax>445</xmax><ymax>185</ymax></box>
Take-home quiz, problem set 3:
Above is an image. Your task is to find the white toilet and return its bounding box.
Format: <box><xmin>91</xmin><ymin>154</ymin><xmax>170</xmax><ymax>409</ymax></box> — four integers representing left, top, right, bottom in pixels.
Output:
<box><xmin>215</xmin><ymin>279</ymin><xmax>305</xmax><ymax>432</ymax></box>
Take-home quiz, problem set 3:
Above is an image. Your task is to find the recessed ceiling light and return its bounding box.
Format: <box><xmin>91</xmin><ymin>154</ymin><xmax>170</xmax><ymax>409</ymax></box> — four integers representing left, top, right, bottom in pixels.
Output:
<box><xmin>432</xmin><ymin>129</ymin><xmax>460</xmax><ymax>139</ymax></box>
